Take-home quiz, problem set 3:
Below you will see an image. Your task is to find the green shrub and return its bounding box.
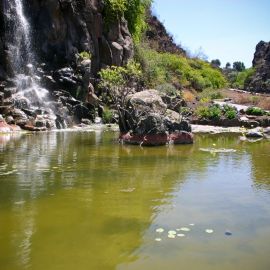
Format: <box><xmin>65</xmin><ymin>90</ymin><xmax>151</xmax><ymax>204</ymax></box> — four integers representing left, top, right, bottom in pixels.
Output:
<box><xmin>103</xmin><ymin>0</ymin><xmax>152</xmax><ymax>42</ymax></box>
<box><xmin>102</xmin><ymin>107</ymin><xmax>114</xmax><ymax>123</ymax></box>
<box><xmin>246</xmin><ymin>106</ymin><xmax>265</xmax><ymax>116</ymax></box>
<box><xmin>135</xmin><ymin>44</ymin><xmax>227</xmax><ymax>90</ymax></box>
<box><xmin>156</xmin><ymin>83</ymin><xmax>178</xmax><ymax>96</ymax></box>
<box><xmin>199</xmin><ymin>88</ymin><xmax>223</xmax><ymax>101</ymax></box>
<box><xmin>229</xmin><ymin>68</ymin><xmax>255</xmax><ymax>89</ymax></box>
<box><xmin>223</xmin><ymin>105</ymin><xmax>237</xmax><ymax>119</ymax></box>
<box><xmin>79</xmin><ymin>51</ymin><xmax>91</xmax><ymax>60</ymax></box>
<box><xmin>196</xmin><ymin>105</ymin><xmax>222</xmax><ymax>120</ymax></box>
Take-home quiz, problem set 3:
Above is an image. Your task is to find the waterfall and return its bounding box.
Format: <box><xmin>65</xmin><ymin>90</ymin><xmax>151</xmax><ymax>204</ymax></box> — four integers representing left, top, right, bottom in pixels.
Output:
<box><xmin>4</xmin><ymin>0</ymin><xmax>58</xmax><ymax>128</ymax></box>
<box><xmin>5</xmin><ymin>0</ymin><xmax>33</xmax><ymax>73</ymax></box>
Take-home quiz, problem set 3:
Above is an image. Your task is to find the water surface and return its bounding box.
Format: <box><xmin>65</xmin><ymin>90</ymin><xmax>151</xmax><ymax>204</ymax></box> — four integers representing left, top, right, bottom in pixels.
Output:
<box><xmin>0</xmin><ymin>130</ymin><xmax>270</xmax><ymax>270</ymax></box>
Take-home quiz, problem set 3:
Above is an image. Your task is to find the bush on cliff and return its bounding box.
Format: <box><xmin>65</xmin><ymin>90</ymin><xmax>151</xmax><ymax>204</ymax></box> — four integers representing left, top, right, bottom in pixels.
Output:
<box><xmin>103</xmin><ymin>0</ymin><xmax>152</xmax><ymax>41</ymax></box>
<box><xmin>135</xmin><ymin>45</ymin><xmax>227</xmax><ymax>91</ymax></box>
<box><xmin>232</xmin><ymin>68</ymin><xmax>255</xmax><ymax>89</ymax></box>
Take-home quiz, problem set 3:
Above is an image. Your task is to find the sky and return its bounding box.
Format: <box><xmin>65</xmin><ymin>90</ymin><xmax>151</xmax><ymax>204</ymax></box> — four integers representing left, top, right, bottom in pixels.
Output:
<box><xmin>152</xmin><ymin>0</ymin><xmax>270</xmax><ymax>68</ymax></box>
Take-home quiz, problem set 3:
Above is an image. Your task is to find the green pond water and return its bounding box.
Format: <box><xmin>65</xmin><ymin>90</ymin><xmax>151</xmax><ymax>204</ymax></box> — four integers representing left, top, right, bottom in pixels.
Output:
<box><xmin>0</xmin><ymin>130</ymin><xmax>270</xmax><ymax>270</ymax></box>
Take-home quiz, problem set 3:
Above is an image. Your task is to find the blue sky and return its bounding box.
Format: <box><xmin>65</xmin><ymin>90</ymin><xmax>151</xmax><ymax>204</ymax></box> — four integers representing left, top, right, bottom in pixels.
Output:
<box><xmin>152</xmin><ymin>0</ymin><xmax>270</xmax><ymax>67</ymax></box>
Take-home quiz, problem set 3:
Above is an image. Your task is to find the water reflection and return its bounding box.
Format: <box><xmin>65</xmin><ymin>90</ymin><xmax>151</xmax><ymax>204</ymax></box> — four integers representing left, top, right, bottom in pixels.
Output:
<box><xmin>0</xmin><ymin>132</ymin><xmax>270</xmax><ymax>270</ymax></box>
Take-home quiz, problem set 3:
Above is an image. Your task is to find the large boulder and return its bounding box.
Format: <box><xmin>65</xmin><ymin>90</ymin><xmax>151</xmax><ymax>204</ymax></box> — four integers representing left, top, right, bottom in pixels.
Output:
<box><xmin>245</xmin><ymin>41</ymin><xmax>270</xmax><ymax>93</ymax></box>
<box><xmin>120</xmin><ymin>90</ymin><xmax>193</xmax><ymax>146</ymax></box>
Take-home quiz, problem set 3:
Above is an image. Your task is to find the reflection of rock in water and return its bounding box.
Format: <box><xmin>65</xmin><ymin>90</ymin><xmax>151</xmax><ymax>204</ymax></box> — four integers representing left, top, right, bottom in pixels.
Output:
<box><xmin>249</xmin><ymin>141</ymin><xmax>270</xmax><ymax>190</ymax></box>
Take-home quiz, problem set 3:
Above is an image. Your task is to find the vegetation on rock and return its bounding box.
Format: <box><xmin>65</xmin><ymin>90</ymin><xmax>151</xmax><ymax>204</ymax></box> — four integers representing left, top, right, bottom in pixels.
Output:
<box><xmin>135</xmin><ymin>44</ymin><xmax>227</xmax><ymax>91</ymax></box>
<box><xmin>103</xmin><ymin>0</ymin><xmax>152</xmax><ymax>41</ymax></box>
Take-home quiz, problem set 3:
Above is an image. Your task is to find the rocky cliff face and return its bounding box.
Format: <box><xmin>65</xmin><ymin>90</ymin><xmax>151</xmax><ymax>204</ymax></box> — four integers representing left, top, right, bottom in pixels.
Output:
<box><xmin>246</xmin><ymin>41</ymin><xmax>270</xmax><ymax>93</ymax></box>
<box><xmin>0</xmin><ymin>0</ymin><xmax>134</xmax><ymax>130</ymax></box>
<box><xmin>145</xmin><ymin>10</ymin><xmax>186</xmax><ymax>56</ymax></box>
<box><xmin>0</xmin><ymin>0</ymin><xmax>133</xmax><ymax>79</ymax></box>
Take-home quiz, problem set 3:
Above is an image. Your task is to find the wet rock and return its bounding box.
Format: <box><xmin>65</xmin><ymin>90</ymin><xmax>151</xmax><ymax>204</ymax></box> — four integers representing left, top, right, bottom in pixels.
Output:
<box><xmin>34</xmin><ymin>120</ymin><xmax>46</xmax><ymax>128</ymax></box>
<box><xmin>0</xmin><ymin>92</ymin><xmax>4</xmax><ymax>105</ymax></box>
<box><xmin>73</xmin><ymin>104</ymin><xmax>93</xmax><ymax>123</ymax></box>
<box><xmin>12</xmin><ymin>108</ymin><xmax>28</xmax><ymax>121</ymax></box>
<box><xmin>119</xmin><ymin>132</ymin><xmax>168</xmax><ymax>146</ymax></box>
<box><xmin>246</xmin><ymin>130</ymin><xmax>264</xmax><ymax>138</ymax></box>
<box><xmin>6</xmin><ymin>115</ymin><xmax>15</xmax><ymax>125</ymax></box>
<box><xmin>81</xmin><ymin>118</ymin><xmax>92</xmax><ymax>125</ymax></box>
<box><xmin>3</xmin><ymin>87</ymin><xmax>16</xmax><ymax>98</ymax></box>
<box><xmin>42</xmin><ymin>75</ymin><xmax>57</xmax><ymax>90</ymax></box>
<box><xmin>169</xmin><ymin>131</ymin><xmax>193</xmax><ymax>144</ymax></box>
<box><xmin>23</xmin><ymin>125</ymin><xmax>46</xmax><ymax>132</ymax></box>
<box><xmin>0</xmin><ymin>119</ymin><xmax>20</xmax><ymax>132</ymax></box>
<box><xmin>264</xmin><ymin>127</ymin><xmax>270</xmax><ymax>134</ymax></box>
<box><xmin>13</xmin><ymin>96</ymin><xmax>30</xmax><ymax>110</ymax></box>
<box><xmin>240</xmin><ymin>120</ymin><xmax>260</xmax><ymax>128</ymax></box>
<box><xmin>0</xmin><ymin>106</ymin><xmax>11</xmax><ymax>115</ymax></box>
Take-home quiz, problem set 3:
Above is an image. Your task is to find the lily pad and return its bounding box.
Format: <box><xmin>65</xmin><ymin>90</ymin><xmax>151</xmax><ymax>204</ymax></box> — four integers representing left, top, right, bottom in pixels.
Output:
<box><xmin>205</xmin><ymin>229</ymin><xmax>214</xmax><ymax>234</ymax></box>
<box><xmin>156</xmin><ymin>228</ymin><xmax>164</xmax><ymax>233</ymax></box>
<box><xmin>168</xmin><ymin>230</ymin><xmax>177</xmax><ymax>235</ymax></box>
<box><xmin>168</xmin><ymin>234</ymin><xmax>176</xmax><ymax>239</ymax></box>
<box><xmin>155</xmin><ymin>238</ymin><xmax>162</xmax><ymax>242</ymax></box>
<box><xmin>179</xmin><ymin>227</ymin><xmax>190</xmax><ymax>232</ymax></box>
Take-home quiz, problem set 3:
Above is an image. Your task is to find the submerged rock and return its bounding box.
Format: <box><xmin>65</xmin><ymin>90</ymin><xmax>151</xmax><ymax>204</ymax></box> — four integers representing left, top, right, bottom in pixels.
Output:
<box><xmin>246</xmin><ymin>129</ymin><xmax>264</xmax><ymax>138</ymax></box>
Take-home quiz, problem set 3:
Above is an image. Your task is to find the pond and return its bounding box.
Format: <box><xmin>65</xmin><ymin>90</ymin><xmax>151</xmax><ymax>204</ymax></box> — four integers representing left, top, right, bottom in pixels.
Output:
<box><xmin>0</xmin><ymin>130</ymin><xmax>270</xmax><ymax>270</ymax></box>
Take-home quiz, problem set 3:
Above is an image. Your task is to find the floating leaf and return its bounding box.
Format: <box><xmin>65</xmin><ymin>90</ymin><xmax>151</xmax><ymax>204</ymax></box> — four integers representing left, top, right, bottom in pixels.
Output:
<box><xmin>179</xmin><ymin>227</ymin><xmax>190</xmax><ymax>232</ymax></box>
<box><xmin>156</xmin><ymin>228</ymin><xmax>164</xmax><ymax>233</ymax></box>
<box><xmin>168</xmin><ymin>234</ymin><xmax>176</xmax><ymax>239</ymax></box>
<box><xmin>168</xmin><ymin>230</ymin><xmax>177</xmax><ymax>235</ymax></box>
<box><xmin>205</xmin><ymin>229</ymin><xmax>214</xmax><ymax>234</ymax></box>
<box><xmin>177</xmin><ymin>234</ymin><xmax>185</xmax><ymax>237</ymax></box>
<box><xmin>155</xmin><ymin>238</ymin><xmax>162</xmax><ymax>242</ymax></box>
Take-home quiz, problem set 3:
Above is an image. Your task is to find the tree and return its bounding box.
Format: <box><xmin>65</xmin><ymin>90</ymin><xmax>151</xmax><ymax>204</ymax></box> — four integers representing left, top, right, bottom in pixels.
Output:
<box><xmin>225</xmin><ymin>62</ymin><xmax>231</xmax><ymax>69</ymax></box>
<box><xmin>211</xmin><ymin>59</ymin><xmax>221</xmax><ymax>68</ymax></box>
<box><xmin>98</xmin><ymin>61</ymin><xmax>142</xmax><ymax>131</ymax></box>
<box><xmin>233</xmin><ymin>61</ymin><xmax>245</xmax><ymax>72</ymax></box>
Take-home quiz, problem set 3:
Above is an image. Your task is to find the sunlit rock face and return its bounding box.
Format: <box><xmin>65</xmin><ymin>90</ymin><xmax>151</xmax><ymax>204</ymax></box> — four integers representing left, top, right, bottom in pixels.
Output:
<box><xmin>120</xmin><ymin>90</ymin><xmax>193</xmax><ymax>146</ymax></box>
<box><xmin>246</xmin><ymin>41</ymin><xmax>270</xmax><ymax>93</ymax></box>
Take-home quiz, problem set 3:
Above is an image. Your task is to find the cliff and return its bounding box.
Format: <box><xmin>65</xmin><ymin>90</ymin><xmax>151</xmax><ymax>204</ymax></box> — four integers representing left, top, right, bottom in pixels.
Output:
<box><xmin>0</xmin><ymin>0</ymin><xmax>133</xmax><ymax>78</ymax></box>
<box><xmin>0</xmin><ymin>0</ymin><xmax>134</xmax><ymax>130</ymax></box>
<box><xmin>245</xmin><ymin>41</ymin><xmax>270</xmax><ymax>93</ymax></box>
<box><xmin>145</xmin><ymin>10</ymin><xmax>186</xmax><ymax>56</ymax></box>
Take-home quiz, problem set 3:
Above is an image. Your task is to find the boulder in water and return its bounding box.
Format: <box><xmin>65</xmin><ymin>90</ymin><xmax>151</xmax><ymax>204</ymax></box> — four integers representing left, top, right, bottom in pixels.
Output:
<box><xmin>120</xmin><ymin>90</ymin><xmax>193</xmax><ymax>146</ymax></box>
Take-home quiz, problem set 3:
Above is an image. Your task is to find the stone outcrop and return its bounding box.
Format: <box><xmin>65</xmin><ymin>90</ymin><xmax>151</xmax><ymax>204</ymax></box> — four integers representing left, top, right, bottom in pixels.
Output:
<box><xmin>119</xmin><ymin>90</ymin><xmax>193</xmax><ymax>146</ymax></box>
<box><xmin>26</xmin><ymin>0</ymin><xmax>133</xmax><ymax>74</ymax></box>
<box><xmin>145</xmin><ymin>10</ymin><xmax>186</xmax><ymax>56</ymax></box>
<box><xmin>245</xmin><ymin>41</ymin><xmax>270</xmax><ymax>93</ymax></box>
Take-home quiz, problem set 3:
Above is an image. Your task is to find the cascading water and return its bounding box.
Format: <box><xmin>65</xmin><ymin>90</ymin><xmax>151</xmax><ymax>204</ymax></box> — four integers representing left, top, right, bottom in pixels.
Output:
<box><xmin>4</xmin><ymin>0</ymin><xmax>59</xmax><ymax>128</ymax></box>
